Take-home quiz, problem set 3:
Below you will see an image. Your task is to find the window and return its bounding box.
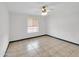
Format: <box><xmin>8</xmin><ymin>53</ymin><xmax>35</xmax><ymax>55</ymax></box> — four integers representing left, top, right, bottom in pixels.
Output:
<box><xmin>27</xmin><ymin>16</ymin><xmax>39</xmax><ymax>33</ymax></box>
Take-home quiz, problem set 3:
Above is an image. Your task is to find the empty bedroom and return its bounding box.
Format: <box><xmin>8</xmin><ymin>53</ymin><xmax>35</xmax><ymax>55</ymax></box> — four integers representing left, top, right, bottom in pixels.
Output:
<box><xmin>0</xmin><ymin>2</ymin><xmax>79</xmax><ymax>57</ymax></box>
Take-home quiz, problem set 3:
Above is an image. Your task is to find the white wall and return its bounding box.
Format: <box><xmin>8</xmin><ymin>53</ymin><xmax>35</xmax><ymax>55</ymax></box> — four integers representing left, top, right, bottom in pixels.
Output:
<box><xmin>0</xmin><ymin>3</ymin><xmax>9</xmax><ymax>57</ymax></box>
<box><xmin>47</xmin><ymin>3</ymin><xmax>79</xmax><ymax>44</ymax></box>
<box><xmin>9</xmin><ymin>12</ymin><xmax>46</xmax><ymax>41</ymax></box>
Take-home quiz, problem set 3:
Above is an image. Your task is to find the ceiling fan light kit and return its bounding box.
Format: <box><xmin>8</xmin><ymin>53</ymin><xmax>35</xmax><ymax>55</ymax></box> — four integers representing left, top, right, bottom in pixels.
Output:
<box><xmin>41</xmin><ymin>5</ymin><xmax>48</xmax><ymax>16</ymax></box>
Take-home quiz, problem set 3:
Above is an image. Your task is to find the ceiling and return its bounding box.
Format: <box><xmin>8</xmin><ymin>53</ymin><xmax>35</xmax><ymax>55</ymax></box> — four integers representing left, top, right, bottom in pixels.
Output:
<box><xmin>6</xmin><ymin>2</ymin><xmax>61</xmax><ymax>15</ymax></box>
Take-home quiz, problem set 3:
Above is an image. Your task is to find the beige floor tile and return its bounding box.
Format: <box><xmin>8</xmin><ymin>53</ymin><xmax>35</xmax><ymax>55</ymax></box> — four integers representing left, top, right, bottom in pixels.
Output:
<box><xmin>5</xmin><ymin>36</ymin><xmax>79</xmax><ymax>57</ymax></box>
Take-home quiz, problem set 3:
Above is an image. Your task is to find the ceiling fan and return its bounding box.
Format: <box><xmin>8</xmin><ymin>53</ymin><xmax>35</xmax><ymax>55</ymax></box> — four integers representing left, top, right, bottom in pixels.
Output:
<box><xmin>41</xmin><ymin>5</ymin><xmax>52</xmax><ymax>16</ymax></box>
<box><xmin>41</xmin><ymin>5</ymin><xmax>48</xmax><ymax>16</ymax></box>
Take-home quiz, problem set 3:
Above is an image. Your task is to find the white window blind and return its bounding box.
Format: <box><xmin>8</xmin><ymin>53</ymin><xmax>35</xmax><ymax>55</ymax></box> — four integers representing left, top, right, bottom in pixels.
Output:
<box><xmin>27</xmin><ymin>16</ymin><xmax>39</xmax><ymax>33</ymax></box>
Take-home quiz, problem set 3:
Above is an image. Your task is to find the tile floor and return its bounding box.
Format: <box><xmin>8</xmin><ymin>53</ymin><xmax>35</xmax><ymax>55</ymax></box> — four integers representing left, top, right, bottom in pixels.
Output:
<box><xmin>5</xmin><ymin>36</ymin><xmax>79</xmax><ymax>57</ymax></box>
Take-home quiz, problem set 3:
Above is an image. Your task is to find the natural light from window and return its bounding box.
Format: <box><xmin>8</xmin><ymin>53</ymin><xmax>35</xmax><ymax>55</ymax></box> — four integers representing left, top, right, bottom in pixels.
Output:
<box><xmin>27</xmin><ymin>16</ymin><xmax>39</xmax><ymax>33</ymax></box>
